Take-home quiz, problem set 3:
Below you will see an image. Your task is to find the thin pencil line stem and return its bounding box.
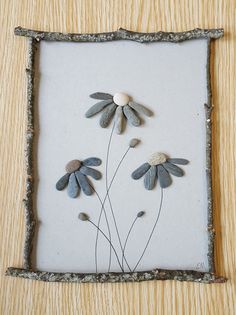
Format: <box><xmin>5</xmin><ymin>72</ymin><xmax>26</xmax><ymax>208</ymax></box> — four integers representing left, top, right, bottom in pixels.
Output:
<box><xmin>121</xmin><ymin>216</ymin><xmax>138</xmax><ymax>269</ymax></box>
<box><xmin>104</xmin><ymin>122</ymin><xmax>115</xmax><ymax>271</ymax></box>
<box><xmin>95</xmin><ymin>123</ymin><xmax>115</xmax><ymax>273</ymax></box>
<box><xmin>89</xmin><ymin>220</ymin><xmax>124</xmax><ymax>272</ymax></box>
<box><xmin>90</xmin><ymin>185</ymin><xmax>112</xmax><ymax>273</ymax></box>
<box><xmin>95</xmin><ymin>146</ymin><xmax>131</xmax><ymax>272</ymax></box>
<box><xmin>106</xmin><ymin>193</ymin><xmax>132</xmax><ymax>272</ymax></box>
<box><xmin>109</xmin><ymin>148</ymin><xmax>130</xmax><ymax>191</ymax></box>
<box><xmin>105</xmin><ymin>123</ymin><xmax>132</xmax><ymax>272</ymax></box>
<box><xmin>95</xmin><ymin>124</ymin><xmax>132</xmax><ymax>272</ymax></box>
<box><xmin>133</xmin><ymin>188</ymin><xmax>164</xmax><ymax>272</ymax></box>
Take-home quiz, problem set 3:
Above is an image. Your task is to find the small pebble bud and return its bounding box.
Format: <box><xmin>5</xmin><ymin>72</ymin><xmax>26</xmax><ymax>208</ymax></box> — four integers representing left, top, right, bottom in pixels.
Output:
<box><xmin>129</xmin><ymin>138</ymin><xmax>140</xmax><ymax>148</ymax></box>
<box><xmin>78</xmin><ymin>212</ymin><xmax>89</xmax><ymax>221</ymax></box>
<box><xmin>137</xmin><ymin>211</ymin><xmax>145</xmax><ymax>217</ymax></box>
<box><xmin>65</xmin><ymin>160</ymin><xmax>81</xmax><ymax>173</ymax></box>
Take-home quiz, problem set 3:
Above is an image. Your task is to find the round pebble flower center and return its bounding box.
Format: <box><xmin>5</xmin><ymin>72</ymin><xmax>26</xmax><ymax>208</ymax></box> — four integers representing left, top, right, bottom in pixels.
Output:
<box><xmin>113</xmin><ymin>92</ymin><xmax>130</xmax><ymax>106</ymax></box>
<box><xmin>65</xmin><ymin>159</ymin><xmax>81</xmax><ymax>173</ymax></box>
<box><xmin>148</xmin><ymin>152</ymin><xmax>167</xmax><ymax>166</ymax></box>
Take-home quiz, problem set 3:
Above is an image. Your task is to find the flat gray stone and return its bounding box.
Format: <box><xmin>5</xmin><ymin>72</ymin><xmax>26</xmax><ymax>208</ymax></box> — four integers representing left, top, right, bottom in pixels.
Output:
<box><xmin>167</xmin><ymin>158</ymin><xmax>189</xmax><ymax>165</ymax></box>
<box><xmin>129</xmin><ymin>101</ymin><xmax>153</xmax><ymax>117</ymax></box>
<box><xmin>115</xmin><ymin>106</ymin><xmax>124</xmax><ymax>134</ymax></box>
<box><xmin>99</xmin><ymin>103</ymin><xmax>117</xmax><ymax>128</ymax></box>
<box><xmin>163</xmin><ymin>162</ymin><xmax>184</xmax><ymax>177</ymax></box>
<box><xmin>67</xmin><ymin>173</ymin><xmax>80</xmax><ymax>198</ymax></box>
<box><xmin>79</xmin><ymin>166</ymin><xmax>102</xmax><ymax>180</ymax></box>
<box><xmin>75</xmin><ymin>171</ymin><xmax>93</xmax><ymax>195</ymax></box>
<box><xmin>90</xmin><ymin>92</ymin><xmax>113</xmax><ymax>100</ymax></box>
<box><xmin>56</xmin><ymin>173</ymin><xmax>70</xmax><ymax>191</ymax></box>
<box><xmin>83</xmin><ymin>157</ymin><xmax>102</xmax><ymax>166</ymax></box>
<box><xmin>157</xmin><ymin>165</ymin><xmax>172</xmax><ymax>188</ymax></box>
<box><xmin>123</xmin><ymin>105</ymin><xmax>141</xmax><ymax>126</ymax></box>
<box><xmin>144</xmin><ymin>165</ymin><xmax>157</xmax><ymax>190</ymax></box>
<box><xmin>132</xmin><ymin>163</ymin><xmax>150</xmax><ymax>180</ymax></box>
<box><xmin>85</xmin><ymin>100</ymin><xmax>112</xmax><ymax>118</ymax></box>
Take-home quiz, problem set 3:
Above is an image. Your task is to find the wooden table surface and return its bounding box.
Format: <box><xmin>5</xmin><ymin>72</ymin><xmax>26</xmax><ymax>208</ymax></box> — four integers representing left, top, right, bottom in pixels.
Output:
<box><xmin>0</xmin><ymin>1</ymin><xmax>235</xmax><ymax>314</ymax></box>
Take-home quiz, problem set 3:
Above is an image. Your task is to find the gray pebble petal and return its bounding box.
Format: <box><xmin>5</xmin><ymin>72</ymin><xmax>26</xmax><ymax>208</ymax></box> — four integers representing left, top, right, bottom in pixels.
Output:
<box><xmin>144</xmin><ymin>166</ymin><xmax>157</xmax><ymax>190</ymax></box>
<box><xmin>90</xmin><ymin>92</ymin><xmax>113</xmax><ymax>100</ymax></box>
<box><xmin>56</xmin><ymin>173</ymin><xmax>70</xmax><ymax>191</ymax></box>
<box><xmin>82</xmin><ymin>157</ymin><xmax>102</xmax><ymax>166</ymax></box>
<box><xmin>163</xmin><ymin>162</ymin><xmax>184</xmax><ymax>177</ymax></box>
<box><xmin>157</xmin><ymin>165</ymin><xmax>172</xmax><ymax>188</ymax></box>
<box><xmin>99</xmin><ymin>103</ymin><xmax>117</xmax><ymax>128</ymax></box>
<box><xmin>79</xmin><ymin>166</ymin><xmax>102</xmax><ymax>180</ymax></box>
<box><xmin>75</xmin><ymin>171</ymin><xmax>93</xmax><ymax>196</ymax></box>
<box><xmin>115</xmin><ymin>106</ymin><xmax>124</xmax><ymax>134</ymax></box>
<box><xmin>167</xmin><ymin>158</ymin><xmax>189</xmax><ymax>165</ymax></box>
<box><xmin>129</xmin><ymin>101</ymin><xmax>153</xmax><ymax>117</ymax></box>
<box><xmin>132</xmin><ymin>163</ymin><xmax>150</xmax><ymax>180</ymax></box>
<box><xmin>123</xmin><ymin>105</ymin><xmax>141</xmax><ymax>126</ymax></box>
<box><xmin>85</xmin><ymin>100</ymin><xmax>112</xmax><ymax>118</ymax></box>
<box><xmin>67</xmin><ymin>173</ymin><xmax>80</xmax><ymax>198</ymax></box>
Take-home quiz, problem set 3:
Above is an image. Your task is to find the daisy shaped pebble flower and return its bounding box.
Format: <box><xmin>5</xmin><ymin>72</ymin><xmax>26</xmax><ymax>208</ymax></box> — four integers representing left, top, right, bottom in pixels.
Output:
<box><xmin>56</xmin><ymin>157</ymin><xmax>102</xmax><ymax>198</ymax></box>
<box><xmin>85</xmin><ymin>92</ymin><xmax>153</xmax><ymax>134</ymax></box>
<box><xmin>131</xmin><ymin>152</ymin><xmax>189</xmax><ymax>189</ymax></box>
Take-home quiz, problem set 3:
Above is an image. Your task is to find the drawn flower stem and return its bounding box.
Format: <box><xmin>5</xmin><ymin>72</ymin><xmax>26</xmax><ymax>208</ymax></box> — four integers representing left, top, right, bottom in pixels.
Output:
<box><xmin>104</xmin><ymin>122</ymin><xmax>115</xmax><ymax>271</ymax></box>
<box><xmin>88</xmin><ymin>219</ymin><xmax>124</xmax><ymax>272</ymax></box>
<box><xmin>121</xmin><ymin>211</ymin><xmax>145</xmax><ymax>269</ymax></box>
<box><xmin>121</xmin><ymin>216</ymin><xmax>138</xmax><ymax>269</ymax></box>
<box><xmin>90</xmin><ymin>186</ymin><xmax>112</xmax><ymax>273</ymax></box>
<box><xmin>106</xmin><ymin>123</ymin><xmax>132</xmax><ymax>271</ymax></box>
<box><xmin>95</xmin><ymin>123</ymin><xmax>114</xmax><ymax>272</ymax></box>
<box><xmin>95</xmin><ymin>123</ymin><xmax>132</xmax><ymax>272</ymax></box>
<box><xmin>79</xmin><ymin>212</ymin><xmax>123</xmax><ymax>271</ymax></box>
<box><xmin>95</xmin><ymin>145</ymin><xmax>131</xmax><ymax>272</ymax></box>
<box><xmin>133</xmin><ymin>188</ymin><xmax>164</xmax><ymax>272</ymax></box>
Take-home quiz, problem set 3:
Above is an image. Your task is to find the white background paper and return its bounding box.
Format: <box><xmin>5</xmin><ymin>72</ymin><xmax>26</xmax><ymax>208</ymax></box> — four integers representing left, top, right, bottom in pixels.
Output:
<box><xmin>36</xmin><ymin>39</ymin><xmax>209</xmax><ymax>273</ymax></box>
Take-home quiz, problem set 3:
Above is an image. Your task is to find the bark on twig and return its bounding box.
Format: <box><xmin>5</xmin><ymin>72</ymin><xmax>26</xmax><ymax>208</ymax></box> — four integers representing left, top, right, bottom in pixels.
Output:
<box><xmin>14</xmin><ymin>26</ymin><xmax>224</xmax><ymax>43</ymax></box>
<box><xmin>6</xmin><ymin>267</ymin><xmax>227</xmax><ymax>284</ymax></box>
<box><xmin>205</xmin><ymin>39</ymin><xmax>215</xmax><ymax>273</ymax></box>
<box><xmin>23</xmin><ymin>38</ymin><xmax>38</xmax><ymax>270</ymax></box>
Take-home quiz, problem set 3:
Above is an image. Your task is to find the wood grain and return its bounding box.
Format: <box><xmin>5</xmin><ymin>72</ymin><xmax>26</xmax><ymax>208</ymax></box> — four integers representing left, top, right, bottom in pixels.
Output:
<box><xmin>0</xmin><ymin>0</ymin><xmax>235</xmax><ymax>314</ymax></box>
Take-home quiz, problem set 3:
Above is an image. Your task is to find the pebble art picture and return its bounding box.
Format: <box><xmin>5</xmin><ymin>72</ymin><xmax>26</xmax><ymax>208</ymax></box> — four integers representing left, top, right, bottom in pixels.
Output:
<box><xmin>6</xmin><ymin>27</ymin><xmax>226</xmax><ymax>283</ymax></box>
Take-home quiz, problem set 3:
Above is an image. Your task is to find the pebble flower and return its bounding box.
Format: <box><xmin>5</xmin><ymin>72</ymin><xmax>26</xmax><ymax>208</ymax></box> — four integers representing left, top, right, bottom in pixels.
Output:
<box><xmin>85</xmin><ymin>92</ymin><xmax>153</xmax><ymax>134</ymax></box>
<box><xmin>56</xmin><ymin>157</ymin><xmax>102</xmax><ymax>198</ymax></box>
<box><xmin>131</xmin><ymin>152</ymin><xmax>189</xmax><ymax>189</ymax></box>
